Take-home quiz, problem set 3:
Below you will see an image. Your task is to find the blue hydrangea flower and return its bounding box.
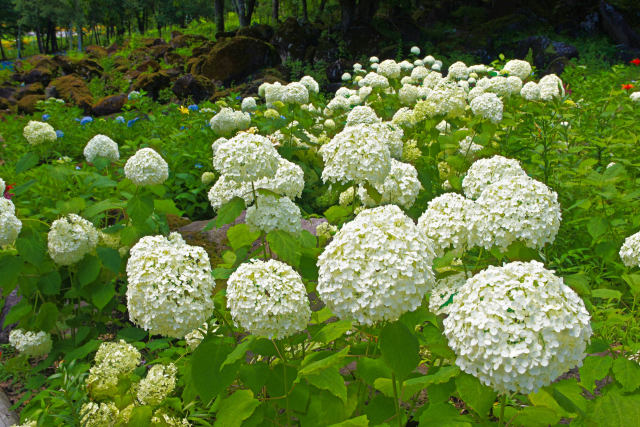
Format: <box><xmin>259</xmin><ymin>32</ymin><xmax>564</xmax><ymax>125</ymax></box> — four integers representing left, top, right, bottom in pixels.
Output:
<box><xmin>188</xmin><ymin>104</ymin><xmax>199</xmax><ymax>111</ymax></box>
<box><xmin>280</xmin><ymin>115</ymin><xmax>286</xmax><ymax>120</ymax></box>
<box><xmin>80</xmin><ymin>116</ymin><xmax>93</xmax><ymax>125</ymax></box>
<box><xmin>195</xmin><ymin>163</ymin><xmax>203</xmax><ymax>169</ymax></box>
<box><xmin>180</xmin><ymin>126</ymin><xmax>185</xmax><ymax>130</ymax></box>
<box><xmin>56</xmin><ymin>130</ymin><xmax>64</xmax><ymax>138</ymax></box>
<box><xmin>115</xmin><ymin>116</ymin><xmax>125</xmax><ymax>124</ymax></box>
<box><xmin>42</xmin><ymin>114</ymin><xmax>50</xmax><ymax>121</ymax></box>
<box><xmin>127</xmin><ymin>118</ymin><xmax>139</xmax><ymax>127</ymax></box>
<box><xmin>128</xmin><ymin>91</ymin><xmax>141</xmax><ymax>101</ymax></box>
<box><xmin>235</xmin><ymin>95</ymin><xmax>242</xmax><ymax>100</ymax></box>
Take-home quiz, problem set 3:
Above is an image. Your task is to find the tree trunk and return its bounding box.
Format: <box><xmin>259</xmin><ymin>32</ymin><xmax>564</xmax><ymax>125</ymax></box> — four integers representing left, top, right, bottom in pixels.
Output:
<box><xmin>0</xmin><ymin>36</ymin><xmax>7</xmax><ymax>61</ymax></box>
<box><xmin>233</xmin><ymin>0</ymin><xmax>256</xmax><ymax>27</ymax></box>
<box><xmin>215</xmin><ymin>0</ymin><xmax>225</xmax><ymax>33</ymax></box>
<box><xmin>301</xmin><ymin>0</ymin><xmax>308</xmax><ymax>22</ymax></box>
<box><xmin>77</xmin><ymin>24</ymin><xmax>83</xmax><ymax>52</ymax></box>
<box><xmin>49</xmin><ymin>21</ymin><xmax>58</xmax><ymax>53</ymax></box>
<box><xmin>339</xmin><ymin>0</ymin><xmax>356</xmax><ymax>32</ymax></box>
<box><xmin>16</xmin><ymin>25</ymin><xmax>22</xmax><ymax>58</ymax></box>
<box><xmin>35</xmin><ymin>26</ymin><xmax>44</xmax><ymax>54</ymax></box>
<box><xmin>318</xmin><ymin>0</ymin><xmax>328</xmax><ymax>17</ymax></box>
<box><xmin>272</xmin><ymin>0</ymin><xmax>279</xmax><ymax>23</ymax></box>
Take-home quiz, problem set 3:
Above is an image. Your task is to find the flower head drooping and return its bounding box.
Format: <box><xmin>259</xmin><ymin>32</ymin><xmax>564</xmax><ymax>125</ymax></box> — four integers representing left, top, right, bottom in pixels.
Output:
<box><xmin>48</xmin><ymin>214</ymin><xmax>98</xmax><ymax>265</ymax></box>
<box><xmin>443</xmin><ymin>261</ymin><xmax>592</xmax><ymax>394</ymax></box>
<box><xmin>213</xmin><ymin>133</ymin><xmax>280</xmax><ymax>183</ymax></box>
<box><xmin>80</xmin><ymin>402</ymin><xmax>119</xmax><ymax>427</ymax></box>
<box><xmin>23</xmin><ymin>120</ymin><xmax>57</xmax><ymax>145</ymax></box>
<box><xmin>317</xmin><ymin>205</ymin><xmax>436</xmax><ymax>325</ymax></box>
<box><xmin>462</xmin><ymin>155</ymin><xmax>527</xmax><ymax>200</ymax></box>
<box><xmin>126</xmin><ymin>233</ymin><xmax>215</xmax><ymax>338</ymax></box>
<box><xmin>246</xmin><ymin>194</ymin><xmax>302</xmax><ymax>234</ymax></box>
<box><xmin>8</xmin><ymin>329</ymin><xmax>52</xmax><ymax>357</ymax></box>
<box><xmin>357</xmin><ymin>159</ymin><xmax>422</xmax><ymax>209</ymax></box>
<box><xmin>124</xmin><ymin>148</ymin><xmax>169</xmax><ymax>186</ymax></box>
<box><xmin>84</xmin><ymin>134</ymin><xmax>120</xmax><ymax>163</ymax></box>
<box><xmin>137</xmin><ymin>364</ymin><xmax>178</xmax><ymax>406</ymax></box>
<box><xmin>227</xmin><ymin>259</ymin><xmax>311</xmax><ymax>339</ymax></box>
<box><xmin>620</xmin><ymin>231</ymin><xmax>640</xmax><ymax>267</ymax></box>
<box><xmin>86</xmin><ymin>340</ymin><xmax>141</xmax><ymax>398</ymax></box>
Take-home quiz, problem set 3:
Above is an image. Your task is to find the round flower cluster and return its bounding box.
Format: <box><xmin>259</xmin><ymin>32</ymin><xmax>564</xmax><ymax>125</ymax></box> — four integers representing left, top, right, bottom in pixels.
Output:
<box><xmin>503</xmin><ymin>59</ymin><xmax>532</xmax><ymax>80</ymax></box>
<box><xmin>80</xmin><ymin>402</ymin><xmax>119</xmax><ymax>427</ymax></box>
<box><xmin>207</xmin><ymin>174</ymin><xmax>253</xmax><ymax>210</ymax></box>
<box><xmin>124</xmin><ymin>147</ymin><xmax>169</xmax><ymax>186</ymax></box>
<box><xmin>417</xmin><ymin>193</ymin><xmax>478</xmax><ymax>257</ymax></box>
<box><xmin>0</xmin><ymin>204</ymin><xmax>22</xmax><ymax>246</ymax></box>
<box><xmin>346</xmin><ymin>105</ymin><xmax>380</xmax><ymax>126</ymax></box>
<box><xmin>392</xmin><ymin>107</ymin><xmax>416</xmax><ymax>127</ymax></box>
<box><xmin>48</xmin><ymin>214</ymin><xmax>99</xmax><ymax>265</ymax></box>
<box><xmin>150</xmin><ymin>411</ymin><xmax>190</xmax><ymax>426</ymax></box>
<box><xmin>241</xmin><ymin>96</ymin><xmax>257</xmax><ymax>112</ymax></box>
<box><xmin>473</xmin><ymin>175</ymin><xmax>562</xmax><ymax>250</ymax></box>
<box><xmin>211</xmin><ymin>137</ymin><xmax>228</xmax><ymax>156</ymax></box>
<box><xmin>282</xmin><ymin>82</ymin><xmax>310</xmax><ymax>105</ymax></box>
<box><xmin>414</xmin><ymin>85</ymin><xmax>467</xmax><ymax>119</ymax></box>
<box><xmin>23</xmin><ymin>120</ymin><xmax>57</xmax><ymax>145</ymax></box>
<box><xmin>137</xmin><ymin>364</ymin><xmax>177</xmax><ymax>405</ymax></box>
<box><xmin>319</xmin><ymin>123</ymin><xmax>391</xmax><ymax>186</ymax></box>
<box><xmin>9</xmin><ymin>329</ymin><xmax>52</xmax><ymax>357</ymax></box>
<box><xmin>213</xmin><ymin>133</ymin><xmax>279</xmax><ymax>182</ymax></box>
<box><xmin>521</xmin><ymin>82</ymin><xmax>541</xmax><ymax>101</ymax></box>
<box><xmin>210</xmin><ymin>107</ymin><xmax>251</xmax><ymax>136</ymax></box>
<box><xmin>411</xmin><ymin>66</ymin><xmax>429</xmax><ymax>82</ymax></box>
<box><xmin>227</xmin><ymin>259</ymin><xmax>311</xmax><ymax>339</ymax></box>
<box><xmin>448</xmin><ymin>61</ymin><xmax>469</xmax><ymax>80</ymax></box>
<box><xmin>443</xmin><ymin>261</ymin><xmax>592</xmax><ymax>394</ymax></box>
<box><xmin>399</xmin><ymin>84</ymin><xmax>421</xmax><ymax>105</ymax></box>
<box><xmin>245</xmin><ymin>194</ymin><xmax>302</xmax><ymax>234</ymax></box>
<box><xmin>630</xmin><ymin>92</ymin><xmax>640</xmax><ymax>102</ymax></box>
<box><xmin>126</xmin><ymin>232</ymin><xmax>215</xmax><ymax>338</ymax></box>
<box><xmin>357</xmin><ymin>159</ymin><xmax>421</xmax><ymax>209</ymax></box>
<box><xmin>300</xmin><ymin>75</ymin><xmax>320</xmax><ymax>93</ymax></box>
<box><xmin>506</xmin><ymin>76</ymin><xmax>523</xmax><ymax>95</ymax></box>
<box><xmin>360</xmin><ymin>72</ymin><xmax>389</xmax><ymax>88</ymax></box>
<box><xmin>470</xmin><ymin>92</ymin><xmax>503</xmax><ymax>123</ymax></box>
<box><xmin>429</xmin><ymin>273</ymin><xmax>467</xmax><ymax>316</ymax></box>
<box><xmin>255</xmin><ymin>158</ymin><xmax>305</xmax><ymax>199</ymax></box>
<box><xmin>620</xmin><ymin>231</ymin><xmax>640</xmax><ymax>267</ymax></box>
<box><xmin>539</xmin><ymin>74</ymin><xmax>565</xmax><ymax>101</ymax></box>
<box><xmin>459</xmin><ymin>136</ymin><xmax>484</xmax><ymax>156</ymax></box>
<box><xmin>84</xmin><ymin>134</ymin><xmax>120</xmax><ymax>163</ymax></box>
<box><xmin>462</xmin><ymin>155</ymin><xmax>526</xmax><ymax>199</ymax></box>
<box><xmin>317</xmin><ymin>205</ymin><xmax>436</xmax><ymax>325</ymax></box>
<box><xmin>86</xmin><ymin>340</ymin><xmax>141</xmax><ymax>397</ymax></box>
<box><xmin>377</xmin><ymin>59</ymin><xmax>401</xmax><ymax>79</ymax></box>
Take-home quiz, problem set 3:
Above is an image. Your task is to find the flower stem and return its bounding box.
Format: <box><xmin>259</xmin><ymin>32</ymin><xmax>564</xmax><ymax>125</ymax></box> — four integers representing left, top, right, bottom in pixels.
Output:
<box><xmin>498</xmin><ymin>393</ymin><xmax>507</xmax><ymax>427</ymax></box>
<box><xmin>392</xmin><ymin>373</ymin><xmax>402</xmax><ymax>427</ymax></box>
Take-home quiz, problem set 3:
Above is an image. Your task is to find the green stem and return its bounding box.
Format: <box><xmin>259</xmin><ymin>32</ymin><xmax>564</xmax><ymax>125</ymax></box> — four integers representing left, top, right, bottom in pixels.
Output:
<box><xmin>392</xmin><ymin>373</ymin><xmax>402</xmax><ymax>427</ymax></box>
<box><xmin>498</xmin><ymin>394</ymin><xmax>507</xmax><ymax>427</ymax></box>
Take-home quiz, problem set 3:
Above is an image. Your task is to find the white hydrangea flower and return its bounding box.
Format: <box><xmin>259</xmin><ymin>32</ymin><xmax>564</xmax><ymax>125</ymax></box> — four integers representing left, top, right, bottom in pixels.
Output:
<box><xmin>48</xmin><ymin>214</ymin><xmax>98</xmax><ymax>265</ymax></box>
<box><xmin>411</xmin><ymin>46</ymin><xmax>421</xmax><ymax>55</ymax></box>
<box><xmin>423</xmin><ymin>71</ymin><xmax>443</xmax><ymax>88</ymax></box>
<box><xmin>429</xmin><ymin>273</ymin><xmax>467</xmax><ymax>315</ymax></box>
<box><xmin>346</xmin><ymin>105</ymin><xmax>381</xmax><ymax>126</ymax></box>
<box><xmin>399</xmin><ymin>60</ymin><xmax>414</xmax><ymax>72</ymax></box>
<box><xmin>539</xmin><ymin>74</ymin><xmax>565</xmax><ymax>101</ymax></box>
<box><xmin>150</xmin><ymin>411</ymin><xmax>190</xmax><ymax>427</ymax></box>
<box><xmin>443</xmin><ymin>261</ymin><xmax>592</xmax><ymax>394</ymax></box>
<box><xmin>431</xmin><ymin>62</ymin><xmax>442</xmax><ymax>71</ymax></box>
<box><xmin>521</xmin><ymin>82</ymin><xmax>541</xmax><ymax>100</ymax></box>
<box><xmin>124</xmin><ymin>147</ymin><xmax>169</xmax><ymax>186</ymax></box>
<box><xmin>459</xmin><ymin>136</ymin><xmax>483</xmax><ymax>156</ymax></box>
<box><xmin>423</xmin><ymin>55</ymin><xmax>436</xmax><ymax>66</ymax></box>
<box><xmin>263</xmin><ymin>82</ymin><xmax>286</xmax><ymax>105</ymax></box>
<box><xmin>630</xmin><ymin>92</ymin><xmax>640</xmax><ymax>102</ymax></box>
<box><xmin>358</xmin><ymin>85</ymin><xmax>373</xmax><ymax>100</ymax></box>
<box><xmin>353</xmin><ymin>63</ymin><xmax>363</xmax><ymax>72</ymax></box>
<box><xmin>503</xmin><ymin>59</ymin><xmax>532</xmax><ymax>80</ymax></box>
<box><xmin>324</xmin><ymin>119</ymin><xmax>336</xmax><ymax>129</ymax></box>
<box><xmin>481</xmin><ymin>76</ymin><xmax>513</xmax><ymax>97</ymax></box>
<box><xmin>339</xmin><ymin>187</ymin><xmax>356</xmax><ymax>206</ymax></box>
<box><xmin>462</xmin><ymin>155</ymin><xmax>526</xmax><ymax>199</ymax></box>
<box><xmin>399</xmin><ymin>84</ymin><xmax>420</xmax><ymax>105</ymax></box>
<box><xmin>213</xmin><ymin>133</ymin><xmax>279</xmax><ymax>182</ymax></box>
<box><xmin>209</xmin><ymin>107</ymin><xmax>251</xmax><ymax>135</ymax></box>
<box><xmin>357</xmin><ymin>159</ymin><xmax>421</xmax><ymax>209</ymax></box>
<box><xmin>84</xmin><ymin>134</ymin><xmax>120</xmax><ymax>163</ymax></box>
<box><xmin>86</xmin><ymin>340</ymin><xmax>141</xmax><ymax>397</ymax></box>
<box><xmin>9</xmin><ymin>420</ymin><xmax>37</xmax><ymax>427</ymax></box>
<box><xmin>506</xmin><ymin>76</ymin><xmax>523</xmax><ymax>95</ymax></box>
<box><xmin>326</xmin><ymin>95</ymin><xmax>351</xmax><ymax>113</ymax></box>
<box><xmin>0</xmin><ymin>198</ymin><xmax>15</xmax><ymax>215</ymax></box>
<box><xmin>185</xmin><ymin>322</ymin><xmax>212</xmax><ymax>350</ymax></box>
<box><xmin>472</xmin><ymin>175</ymin><xmax>562</xmax><ymax>250</ymax></box>
<box><xmin>620</xmin><ymin>231</ymin><xmax>640</xmax><ymax>267</ymax></box>
<box><xmin>467</xmin><ymin>86</ymin><xmax>485</xmax><ymax>101</ymax></box>
<box><xmin>435</xmin><ymin>120</ymin><xmax>451</xmax><ymax>134</ymax></box>
<box><xmin>80</xmin><ymin>402</ymin><xmax>119</xmax><ymax>427</ymax></box>
<box><xmin>470</xmin><ymin>92</ymin><xmax>503</xmax><ymax>123</ymax></box>
<box><xmin>414</xmin><ymin>85</ymin><xmax>467</xmax><ymax>119</ymax></box>
<box><xmin>126</xmin><ymin>233</ymin><xmax>215</xmax><ymax>338</ymax></box>
<box><xmin>255</xmin><ymin>158</ymin><xmax>305</xmax><ymax>199</ymax></box>
<box><xmin>417</xmin><ymin>192</ymin><xmax>478</xmax><ymax>257</ymax></box>
<box><xmin>410</xmin><ymin>66</ymin><xmax>429</xmax><ymax>83</ymax></box>
<box><xmin>23</xmin><ymin>120</ymin><xmax>56</xmax><ymax>145</ymax></box>
<box><xmin>283</xmin><ymin>82</ymin><xmax>309</xmax><ymax>105</ymax></box>
<box><xmin>319</xmin><ymin>123</ymin><xmax>391</xmax><ymax>185</ymax></box>
<box><xmin>201</xmin><ymin>171</ymin><xmax>217</xmax><ymax>186</ymax></box>
<box><xmin>342</xmin><ymin>72</ymin><xmax>352</xmax><ymax>81</ymax></box>
<box><xmin>227</xmin><ymin>259</ymin><xmax>311</xmax><ymax>339</ymax></box>
<box><xmin>246</xmin><ymin>194</ymin><xmax>302</xmax><ymax>234</ymax></box>
<box><xmin>370</xmin><ymin>56</ymin><xmax>379</xmax><ymax>63</ymax></box>
<box><xmin>241</xmin><ymin>97</ymin><xmax>257</xmax><ymax>112</ymax></box>
<box><xmin>0</xmin><ymin>210</ymin><xmax>21</xmax><ymax>246</ymax></box>
<box><xmin>8</xmin><ymin>329</ymin><xmax>52</xmax><ymax>357</ymax></box>
<box><xmin>208</xmin><ymin>174</ymin><xmax>253</xmax><ymax>210</ymax></box>
<box><xmin>392</xmin><ymin>107</ymin><xmax>416</xmax><ymax>127</ymax></box>
<box><xmin>300</xmin><ymin>75</ymin><xmax>320</xmax><ymax>93</ymax></box>
<box><xmin>361</xmin><ymin>72</ymin><xmax>389</xmax><ymax>88</ymax></box>
<box><xmin>211</xmin><ymin>137</ymin><xmax>228</xmax><ymax>157</ymax></box>
<box><xmin>317</xmin><ymin>205</ymin><xmax>436</xmax><ymax>325</ymax></box>
<box><xmin>448</xmin><ymin>61</ymin><xmax>469</xmax><ymax>80</ymax></box>
<box><xmin>137</xmin><ymin>364</ymin><xmax>177</xmax><ymax>406</ymax></box>
<box><xmin>414</xmin><ymin>59</ymin><xmax>424</xmax><ymax>67</ymax></box>
<box><xmin>0</xmin><ymin>177</ymin><xmax>4</xmax><ymax>195</ymax></box>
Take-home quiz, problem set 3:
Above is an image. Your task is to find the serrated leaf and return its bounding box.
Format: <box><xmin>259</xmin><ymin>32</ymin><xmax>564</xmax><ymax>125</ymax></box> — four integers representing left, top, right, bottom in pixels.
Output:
<box><xmin>324</xmin><ymin>205</ymin><xmax>352</xmax><ymax>224</ymax></box>
<box><xmin>77</xmin><ymin>255</ymin><xmax>101</xmax><ymax>287</ymax></box>
<box><xmin>127</xmin><ymin>194</ymin><xmax>154</xmax><ymax>223</ymax></box>
<box><xmin>312</xmin><ymin>320</ymin><xmax>353</xmax><ymax>343</ymax></box>
<box><xmin>154</xmin><ymin>199</ymin><xmax>183</xmax><ymax>216</ymax></box>
<box><xmin>34</xmin><ymin>302</ymin><xmax>58</xmax><ymax>332</ymax></box>
<box><xmin>328</xmin><ymin>415</ymin><xmax>369</xmax><ymax>427</ymax></box>
<box><xmin>455</xmin><ymin>373</ymin><xmax>497</xmax><ymax>418</ymax></box>
<box><xmin>16</xmin><ymin>232</ymin><xmax>46</xmax><ymax>266</ymax></box>
<box><xmin>191</xmin><ymin>337</ymin><xmax>237</xmax><ymax>402</ymax></box>
<box><xmin>3</xmin><ymin>301</ymin><xmax>31</xmax><ymax>327</ymax></box>
<box><xmin>214</xmin><ymin>390</ymin><xmax>260</xmax><ymax>427</ymax></box>
<box><xmin>221</xmin><ymin>336</ymin><xmax>255</xmax><ymax>370</ymax></box>
<box><xmin>227</xmin><ymin>224</ymin><xmax>260</xmax><ymax>250</ymax></box>
<box><xmin>591</xmin><ymin>288</ymin><xmax>622</xmax><ymax>300</ymax></box>
<box><xmin>306</xmin><ymin>366</ymin><xmax>347</xmax><ymax>403</ymax></box>
<box><xmin>0</xmin><ymin>254</ymin><xmax>23</xmax><ymax>292</ymax></box>
<box><xmin>96</xmin><ymin>246</ymin><xmax>121</xmax><ymax>273</ymax></box>
<box><xmin>216</xmin><ymin>197</ymin><xmax>245</xmax><ymax>227</ymax></box>
<box><xmin>579</xmin><ymin>356</ymin><xmax>612</xmax><ymax>391</ymax></box>
<box><xmin>612</xmin><ymin>357</ymin><xmax>640</xmax><ymax>392</ymax></box>
<box><xmin>298</xmin><ymin>346</ymin><xmax>350</xmax><ymax>379</ymax></box>
<box><xmin>91</xmin><ymin>282</ymin><xmax>115</xmax><ymax>310</ymax></box>
<box><xmin>380</xmin><ymin>321</ymin><xmax>420</xmax><ymax>379</ymax></box>
<box><xmin>266</xmin><ymin>230</ymin><xmax>300</xmax><ymax>267</ymax></box>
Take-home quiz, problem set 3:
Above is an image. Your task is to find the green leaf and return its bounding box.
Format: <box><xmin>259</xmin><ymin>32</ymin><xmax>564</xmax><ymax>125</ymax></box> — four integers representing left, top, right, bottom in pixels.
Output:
<box><xmin>16</xmin><ymin>232</ymin><xmax>46</xmax><ymax>266</ymax></box>
<box><xmin>419</xmin><ymin>402</ymin><xmax>471</xmax><ymax>426</ymax></box>
<box><xmin>91</xmin><ymin>282</ymin><xmax>115</xmax><ymax>310</ymax></box>
<box><xmin>77</xmin><ymin>255</ymin><xmax>101</xmax><ymax>287</ymax></box>
<box><xmin>96</xmin><ymin>247</ymin><xmax>121</xmax><ymax>273</ymax></box>
<box><xmin>612</xmin><ymin>357</ymin><xmax>640</xmax><ymax>392</ymax></box>
<box><xmin>82</xmin><ymin>199</ymin><xmax>126</xmax><ymax>219</ymax></box>
<box><xmin>298</xmin><ymin>346</ymin><xmax>350</xmax><ymax>379</ymax></box>
<box><xmin>324</xmin><ymin>205</ymin><xmax>352</xmax><ymax>224</ymax></box>
<box><xmin>34</xmin><ymin>302</ymin><xmax>59</xmax><ymax>332</ymax></box>
<box><xmin>128</xmin><ymin>406</ymin><xmax>153</xmax><ymax>426</ymax></box>
<box><xmin>38</xmin><ymin>270</ymin><xmax>61</xmax><ymax>296</ymax></box>
<box><xmin>328</xmin><ymin>415</ymin><xmax>369</xmax><ymax>427</ymax></box>
<box><xmin>191</xmin><ymin>337</ymin><xmax>238</xmax><ymax>402</ymax></box>
<box><xmin>212</xmin><ymin>268</ymin><xmax>234</xmax><ymax>279</ymax></box>
<box><xmin>65</xmin><ymin>339</ymin><xmax>100</xmax><ymax>361</ymax></box>
<box><xmin>0</xmin><ymin>254</ymin><xmax>23</xmax><ymax>292</ymax></box>
<box><xmin>380</xmin><ymin>321</ymin><xmax>420</xmax><ymax>379</ymax></box>
<box><xmin>363</xmin><ymin>182</ymin><xmax>382</xmax><ymax>204</ymax></box>
<box><xmin>214</xmin><ymin>390</ymin><xmax>260</xmax><ymax>427</ymax></box>
<box><xmin>312</xmin><ymin>320</ymin><xmax>353</xmax><ymax>343</ymax></box>
<box><xmin>154</xmin><ymin>199</ymin><xmax>183</xmax><ymax>216</ymax></box>
<box><xmin>117</xmin><ymin>327</ymin><xmax>148</xmax><ymax>342</ymax></box>
<box><xmin>591</xmin><ymin>389</ymin><xmax>640</xmax><ymax>426</ymax></box>
<box><xmin>3</xmin><ymin>301</ymin><xmax>31</xmax><ymax>327</ymax></box>
<box><xmin>502</xmin><ymin>406</ymin><xmax>561</xmax><ymax>427</ymax></box>
<box><xmin>216</xmin><ymin>197</ymin><xmax>245</xmax><ymax>227</ymax></box>
<box><xmin>266</xmin><ymin>230</ymin><xmax>301</xmax><ymax>267</ymax></box>
<box><xmin>227</xmin><ymin>224</ymin><xmax>260</xmax><ymax>250</ymax></box>
<box><xmin>591</xmin><ymin>288</ymin><xmax>622</xmax><ymax>300</ymax></box>
<box><xmin>221</xmin><ymin>336</ymin><xmax>255</xmax><ymax>370</ymax></box>
<box><xmin>15</xmin><ymin>152</ymin><xmax>39</xmax><ymax>174</ymax></box>
<box><xmin>587</xmin><ymin>217</ymin><xmax>608</xmax><ymax>240</ymax></box>
<box><xmin>306</xmin><ymin>366</ymin><xmax>347</xmax><ymax>403</ymax></box>
<box><xmin>621</xmin><ymin>274</ymin><xmax>640</xmax><ymax>297</ymax></box>
<box><xmin>579</xmin><ymin>356</ymin><xmax>612</xmax><ymax>391</ymax></box>
<box><xmin>455</xmin><ymin>373</ymin><xmax>497</xmax><ymax>418</ymax></box>
<box><xmin>127</xmin><ymin>194</ymin><xmax>154</xmax><ymax>223</ymax></box>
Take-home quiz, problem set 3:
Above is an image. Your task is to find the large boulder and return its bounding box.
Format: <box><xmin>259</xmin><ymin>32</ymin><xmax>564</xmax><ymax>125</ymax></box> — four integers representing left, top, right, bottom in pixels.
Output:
<box><xmin>16</xmin><ymin>67</ymin><xmax>53</xmax><ymax>86</ymax></box>
<box><xmin>172</xmin><ymin>74</ymin><xmax>215</xmax><ymax>103</ymax></box>
<box><xmin>271</xmin><ymin>17</ymin><xmax>318</xmax><ymax>62</ymax></box>
<box><xmin>516</xmin><ymin>36</ymin><xmax>578</xmax><ymax>74</ymax></box>
<box><xmin>237</xmin><ymin>24</ymin><xmax>274</xmax><ymax>41</ymax></box>
<box><xmin>18</xmin><ymin>94</ymin><xmax>45</xmax><ymax>114</ymax></box>
<box><xmin>85</xmin><ymin>45</ymin><xmax>108</xmax><ymax>59</ymax></box>
<box><xmin>135</xmin><ymin>58</ymin><xmax>161</xmax><ymax>73</ymax></box>
<box><xmin>131</xmin><ymin>71</ymin><xmax>172</xmax><ymax>99</ymax></box>
<box><xmin>193</xmin><ymin>36</ymin><xmax>280</xmax><ymax>84</ymax></box>
<box><xmin>53</xmin><ymin>56</ymin><xmax>102</xmax><ymax>79</ymax></box>
<box><xmin>599</xmin><ymin>1</ymin><xmax>640</xmax><ymax>48</ymax></box>
<box><xmin>47</xmin><ymin>74</ymin><xmax>94</xmax><ymax>112</ymax></box>
<box><xmin>14</xmin><ymin>82</ymin><xmax>44</xmax><ymax>100</ymax></box>
<box><xmin>92</xmin><ymin>94</ymin><xmax>127</xmax><ymax>116</ymax></box>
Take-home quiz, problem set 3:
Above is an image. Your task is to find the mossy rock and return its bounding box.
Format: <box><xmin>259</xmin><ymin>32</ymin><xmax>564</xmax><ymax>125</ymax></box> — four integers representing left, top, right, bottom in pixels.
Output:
<box><xmin>17</xmin><ymin>94</ymin><xmax>45</xmax><ymax>114</ymax></box>
<box><xmin>85</xmin><ymin>45</ymin><xmax>109</xmax><ymax>59</ymax></box>
<box><xmin>92</xmin><ymin>94</ymin><xmax>127</xmax><ymax>116</ymax></box>
<box><xmin>47</xmin><ymin>74</ymin><xmax>94</xmax><ymax>112</ymax></box>
<box><xmin>131</xmin><ymin>71</ymin><xmax>172</xmax><ymax>99</ymax></box>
